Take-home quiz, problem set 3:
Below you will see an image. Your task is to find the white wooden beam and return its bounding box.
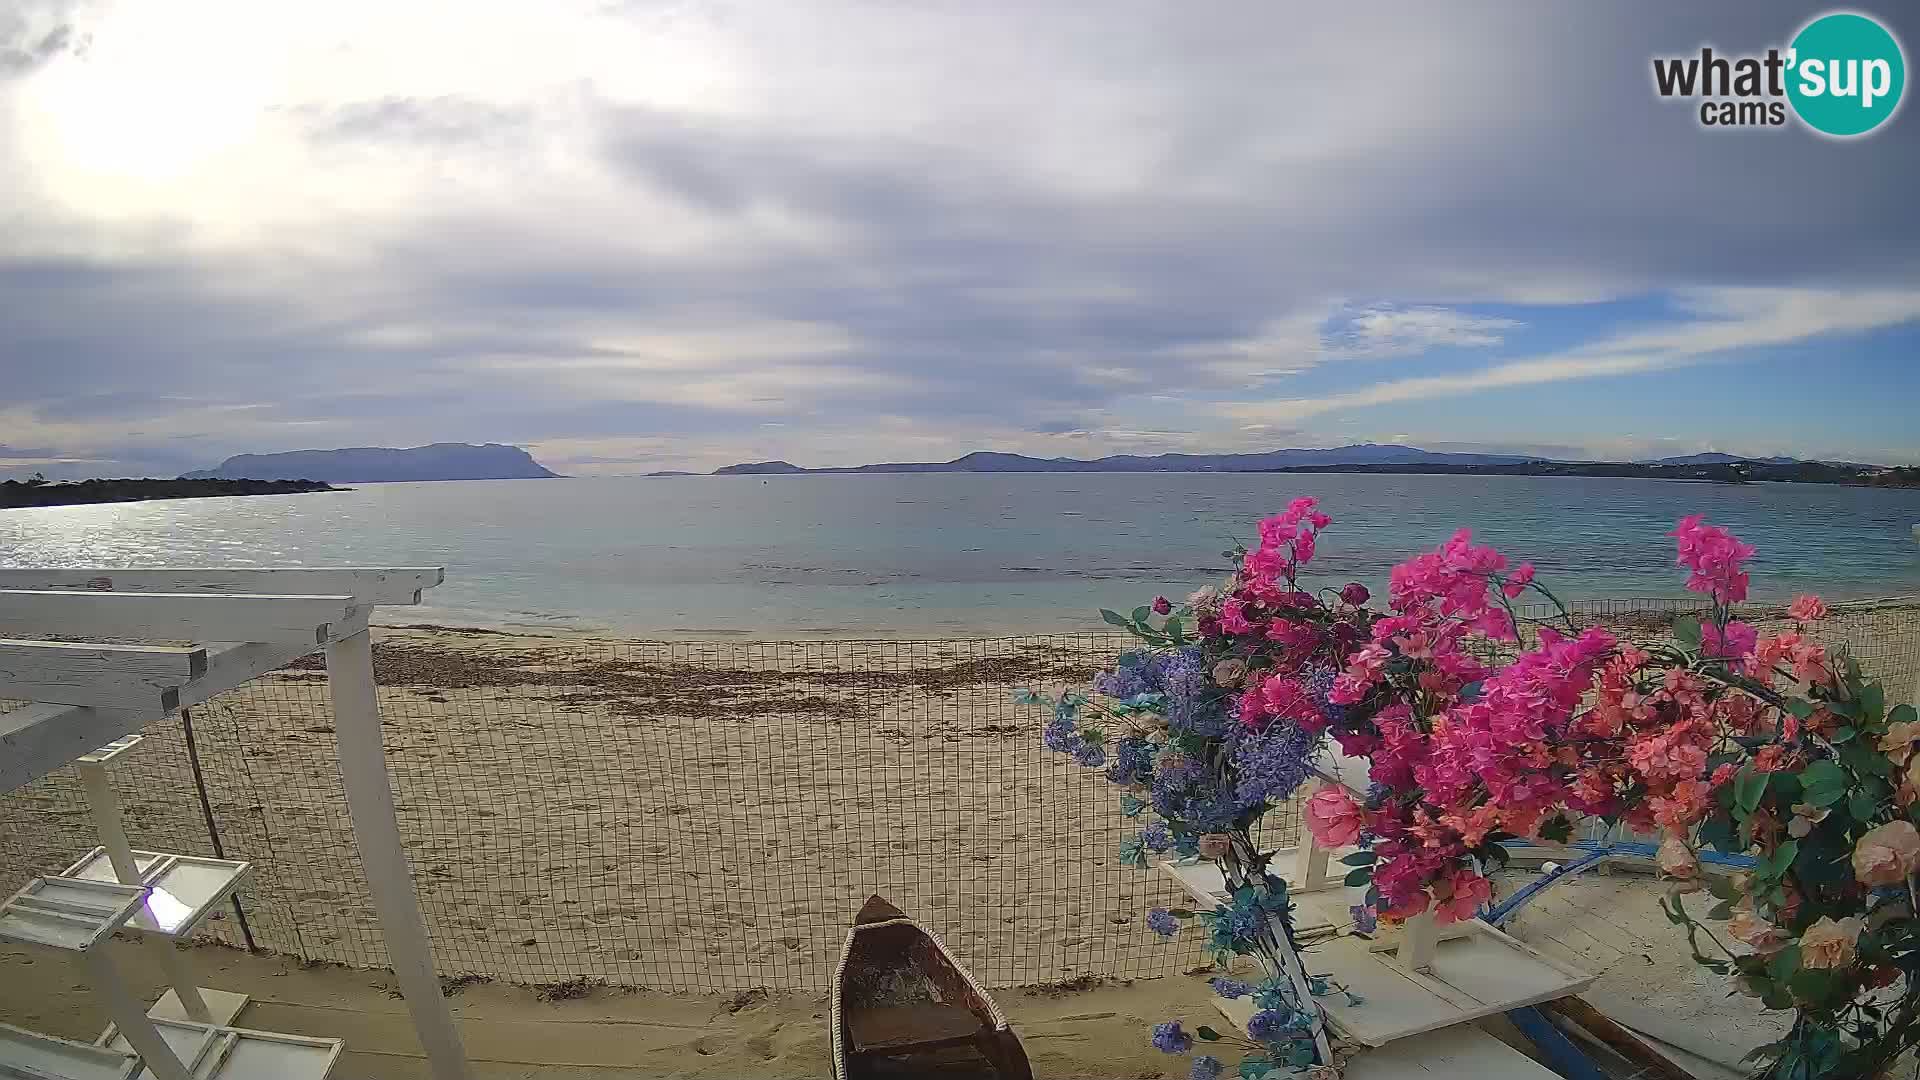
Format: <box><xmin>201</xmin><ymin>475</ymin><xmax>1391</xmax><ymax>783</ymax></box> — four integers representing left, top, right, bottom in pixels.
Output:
<box><xmin>0</xmin><ymin>591</ymin><xmax>353</xmax><ymax>644</ymax></box>
<box><xmin>0</xmin><ymin>640</ymin><xmax>206</xmax><ymax>711</ymax></box>
<box><xmin>0</xmin><ymin>567</ymin><xmax>443</xmax><ymax>606</ymax></box>
<box><xmin>325</xmin><ymin>628</ymin><xmax>471</xmax><ymax>1080</ymax></box>
<box><xmin>0</xmin><ymin>610</ymin><xmax>367</xmax><ymax>794</ymax></box>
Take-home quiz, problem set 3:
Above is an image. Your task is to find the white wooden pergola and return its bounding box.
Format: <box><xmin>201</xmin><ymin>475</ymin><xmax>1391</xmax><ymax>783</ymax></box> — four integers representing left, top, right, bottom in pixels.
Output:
<box><xmin>0</xmin><ymin>568</ymin><xmax>470</xmax><ymax>1080</ymax></box>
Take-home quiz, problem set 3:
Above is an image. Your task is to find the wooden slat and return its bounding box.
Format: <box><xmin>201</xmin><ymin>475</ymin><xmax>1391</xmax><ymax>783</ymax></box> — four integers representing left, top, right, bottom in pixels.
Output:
<box><xmin>0</xmin><ymin>568</ymin><xmax>442</xmax><ymax>606</ymax></box>
<box><xmin>0</xmin><ymin>640</ymin><xmax>205</xmax><ymax>711</ymax></box>
<box><xmin>0</xmin><ymin>591</ymin><xmax>354</xmax><ymax>643</ymax></box>
<box><xmin>0</xmin><ymin>615</ymin><xmax>367</xmax><ymax>795</ymax></box>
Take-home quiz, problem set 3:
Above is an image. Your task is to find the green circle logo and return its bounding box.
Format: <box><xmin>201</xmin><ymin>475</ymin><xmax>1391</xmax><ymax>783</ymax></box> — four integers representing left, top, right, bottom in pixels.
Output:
<box><xmin>1787</xmin><ymin>12</ymin><xmax>1906</xmax><ymax>136</ymax></box>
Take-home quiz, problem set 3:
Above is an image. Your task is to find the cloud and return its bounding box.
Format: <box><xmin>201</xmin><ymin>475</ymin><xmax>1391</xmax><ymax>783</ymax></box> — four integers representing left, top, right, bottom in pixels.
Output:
<box><xmin>1228</xmin><ymin>287</ymin><xmax>1920</xmax><ymax>425</ymax></box>
<box><xmin>1326</xmin><ymin>305</ymin><xmax>1521</xmax><ymax>358</ymax></box>
<box><xmin>2</xmin><ymin>2</ymin><xmax>1917</xmax><ymax>474</ymax></box>
<box><xmin>0</xmin><ymin>1</ymin><xmax>88</xmax><ymax>77</ymax></box>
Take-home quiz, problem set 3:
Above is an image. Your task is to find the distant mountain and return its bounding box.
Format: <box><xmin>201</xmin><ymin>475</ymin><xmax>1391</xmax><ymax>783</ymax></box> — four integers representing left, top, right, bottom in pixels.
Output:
<box><xmin>712</xmin><ymin>444</ymin><xmax>1543</xmax><ymax>475</ymax></box>
<box><xmin>183</xmin><ymin>443</ymin><xmax>560</xmax><ymax>483</ymax></box>
<box><xmin>1647</xmin><ymin>453</ymin><xmax>1799</xmax><ymax>466</ymax></box>
<box><xmin>713</xmin><ymin>460</ymin><xmax>809</xmax><ymax>475</ymax></box>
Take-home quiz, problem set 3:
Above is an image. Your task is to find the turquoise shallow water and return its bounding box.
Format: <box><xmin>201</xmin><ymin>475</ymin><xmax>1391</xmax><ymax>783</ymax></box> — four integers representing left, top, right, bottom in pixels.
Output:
<box><xmin>2</xmin><ymin>473</ymin><xmax>1918</xmax><ymax>636</ymax></box>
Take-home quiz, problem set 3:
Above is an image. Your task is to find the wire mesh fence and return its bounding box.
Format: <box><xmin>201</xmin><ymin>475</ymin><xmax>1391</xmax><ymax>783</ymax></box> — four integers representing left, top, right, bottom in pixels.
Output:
<box><xmin>1</xmin><ymin>597</ymin><xmax>1915</xmax><ymax>996</ymax></box>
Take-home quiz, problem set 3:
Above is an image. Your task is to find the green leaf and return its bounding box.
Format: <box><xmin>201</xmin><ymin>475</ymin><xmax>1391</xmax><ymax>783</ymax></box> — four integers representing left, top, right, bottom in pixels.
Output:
<box><xmin>1538</xmin><ymin>814</ymin><xmax>1574</xmax><ymax>844</ymax></box>
<box><xmin>1339</xmin><ymin>850</ymin><xmax>1377</xmax><ymax>866</ymax></box>
<box><xmin>1673</xmin><ymin>616</ymin><xmax>1703</xmax><ymax>650</ymax></box>
<box><xmin>1735</xmin><ymin>767</ymin><xmax>1767</xmax><ymax>814</ymax></box>
<box><xmin>1167</xmin><ymin>908</ymin><xmax>1194</xmax><ymax>918</ymax></box>
<box><xmin>1131</xmin><ymin>605</ymin><xmax>1152</xmax><ymax>627</ymax></box>
<box><xmin>1343</xmin><ymin>867</ymin><xmax>1373</xmax><ymax>887</ymax></box>
<box><xmin>1802</xmin><ymin>785</ymin><xmax>1845</xmax><ymax>808</ymax></box>
<box><xmin>1165</xmin><ymin>616</ymin><xmax>1186</xmax><ymax>644</ymax></box>
<box><xmin>1698</xmin><ymin>812</ymin><xmax>1738</xmax><ymax>854</ymax></box>
<box><xmin>1891</xmin><ymin>704</ymin><xmax>1918</xmax><ymax>727</ymax></box>
<box><xmin>1768</xmin><ymin>840</ymin><xmax>1800</xmax><ymax>877</ymax></box>
<box><xmin>1851</xmin><ymin>789</ymin><xmax>1885</xmax><ymax>822</ymax></box>
<box><xmin>1768</xmin><ymin>945</ymin><xmax>1801</xmax><ymax>981</ymax></box>
<box><xmin>1195</xmin><ymin>1026</ymin><xmax>1221</xmax><ymax>1042</ymax></box>
<box><xmin>1790</xmin><ymin>966</ymin><xmax>1839</xmax><ymax>1005</ymax></box>
<box><xmin>1707</xmin><ymin>899</ymin><xmax>1734</xmax><ymax>920</ymax></box>
<box><xmin>1783</xmin><ymin>698</ymin><xmax>1818</xmax><ymax>719</ymax></box>
<box><xmin>1842</xmin><ymin>740</ymin><xmax>1894</xmax><ymax>778</ymax></box>
<box><xmin>1798</xmin><ymin>760</ymin><xmax>1848</xmax><ymax>794</ymax></box>
<box><xmin>1237</xmin><ymin>1056</ymin><xmax>1275</xmax><ymax>1080</ymax></box>
<box><xmin>1099</xmin><ymin>608</ymin><xmax>1131</xmax><ymax>630</ymax></box>
<box><xmin>1658</xmin><ymin>896</ymin><xmax>1688</xmax><ymax>926</ymax></box>
<box><xmin>1861</xmin><ymin>683</ymin><xmax>1886</xmax><ymax>723</ymax></box>
<box><xmin>1829</xmin><ymin>726</ymin><xmax>1858</xmax><ymax>744</ymax></box>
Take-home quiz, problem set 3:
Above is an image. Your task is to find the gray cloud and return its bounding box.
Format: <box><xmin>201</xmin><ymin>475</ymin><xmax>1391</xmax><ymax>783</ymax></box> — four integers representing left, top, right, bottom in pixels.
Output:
<box><xmin>3</xmin><ymin>2</ymin><xmax>1917</xmax><ymax>478</ymax></box>
<box><xmin>0</xmin><ymin>1</ymin><xmax>87</xmax><ymax>77</ymax></box>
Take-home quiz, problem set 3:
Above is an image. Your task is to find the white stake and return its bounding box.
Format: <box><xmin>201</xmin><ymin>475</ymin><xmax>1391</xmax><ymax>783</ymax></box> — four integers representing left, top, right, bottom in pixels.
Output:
<box><xmin>326</xmin><ymin>628</ymin><xmax>471</xmax><ymax>1080</ymax></box>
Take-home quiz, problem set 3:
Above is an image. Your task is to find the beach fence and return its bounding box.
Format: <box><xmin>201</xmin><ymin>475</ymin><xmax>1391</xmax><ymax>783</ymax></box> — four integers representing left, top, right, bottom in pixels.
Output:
<box><xmin>1</xmin><ymin>597</ymin><xmax>1916</xmax><ymax>997</ymax></box>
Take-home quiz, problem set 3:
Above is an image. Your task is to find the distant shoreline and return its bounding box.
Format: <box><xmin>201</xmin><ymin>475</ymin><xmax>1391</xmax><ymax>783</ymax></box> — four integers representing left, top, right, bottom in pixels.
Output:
<box><xmin>1260</xmin><ymin>461</ymin><xmax>1920</xmax><ymax>486</ymax></box>
<box><xmin>0</xmin><ymin>477</ymin><xmax>338</xmax><ymax>510</ymax></box>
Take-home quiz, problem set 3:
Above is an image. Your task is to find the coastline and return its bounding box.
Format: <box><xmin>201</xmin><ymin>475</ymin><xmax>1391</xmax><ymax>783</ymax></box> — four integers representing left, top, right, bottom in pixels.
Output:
<box><xmin>374</xmin><ymin>589</ymin><xmax>1920</xmax><ymax>643</ymax></box>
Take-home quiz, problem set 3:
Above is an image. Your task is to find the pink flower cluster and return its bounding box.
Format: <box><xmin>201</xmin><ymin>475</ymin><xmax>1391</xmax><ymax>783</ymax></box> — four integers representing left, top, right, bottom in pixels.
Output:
<box><xmin>1223</xmin><ymin>502</ymin><xmax>1836</xmax><ymax>932</ymax></box>
<box><xmin>1242</xmin><ymin>497</ymin><xmax>1332</xmax><ymax>587</ymax></box>
<box><xmin>1419</xmin><ymin>626</ymin><xmax>1617</xmax><ymax>832</ymax></box>
<box><xmin>1238</xmin><ymin>673</ymin><xmax>1328</xmax><ymax>733</ymax></box>
<box><xmin>1671</xmin><ymin>514</ymin><xmax>1754</xmax><ymax>605</ymax></box>
<box><xmin>1387</xmin><ymin>528</ymin><xmax>1521</xmax><ymax>641</ymax></box>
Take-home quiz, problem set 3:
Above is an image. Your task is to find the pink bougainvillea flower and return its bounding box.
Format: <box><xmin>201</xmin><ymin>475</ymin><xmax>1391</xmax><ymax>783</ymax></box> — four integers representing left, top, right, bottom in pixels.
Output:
<box><xmin>1787</xmin><ymin>594</ymin><xmax>1828</xmax><ymax>622</ymax></box>
<box><xmin>1305</xmin><ymin>786</ymin><xmax>1366</xmax><ymax>847</ymax></box>
<box><xmin>1670</xmin><ymin>515</ymin><xmax>1754</xmax><ymax>605</ymax></box>
<box><xmin>1700</xmin><ymin>619</ymin><xmax>1757</xmax><ymax>660</ymax></box>
<box><xmin>1852</xmin><ymin>820</ymin><xmax>1920</xmax><ymax>886</ymax></box>
<box><xmin>1501</xmin><ymin>563</ymin><xmax>1535</xmax><ymax>599</ymax></box>
<box><xmin>1220</xmin><ymin>598</ymin><xmax>1253</xmax><ymax>635</ymax></box>
<box><xmin>1432</xmin><ymin>869</ymin><xmax>1492</xmax><ymax>925</ymax></box>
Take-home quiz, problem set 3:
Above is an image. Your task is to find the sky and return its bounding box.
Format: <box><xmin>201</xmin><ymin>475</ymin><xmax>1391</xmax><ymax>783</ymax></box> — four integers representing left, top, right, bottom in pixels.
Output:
<box><xmin>2</xmin><ymin>1</ymin><xmax>1918</xmax><ymax>479</ymax></box>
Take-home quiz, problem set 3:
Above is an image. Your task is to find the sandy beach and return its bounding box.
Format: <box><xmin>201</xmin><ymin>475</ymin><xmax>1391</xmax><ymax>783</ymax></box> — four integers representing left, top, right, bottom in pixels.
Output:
<box><xmin>3</xmin><ymin>602</ymin><xmax>1912</xmax><ymax>1000</ymax></box>
<box><xmin>0</xmin><ymin>602</ymin><xmax>1911</xmax><ymax>1077</ymax></box>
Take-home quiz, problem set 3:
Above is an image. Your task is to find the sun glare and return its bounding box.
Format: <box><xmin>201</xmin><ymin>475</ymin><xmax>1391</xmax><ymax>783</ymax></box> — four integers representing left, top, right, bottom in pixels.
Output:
<box><xmin>21</xmin><ymin>3</ymin><xmax>275</xmax><ymax>190</ymax></box>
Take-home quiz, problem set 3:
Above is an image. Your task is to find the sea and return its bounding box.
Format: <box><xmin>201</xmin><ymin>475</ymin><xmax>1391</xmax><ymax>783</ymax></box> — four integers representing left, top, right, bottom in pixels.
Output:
<box><xmin>3</xmin><ymin>473</ymin><xmax>1918</xmax><ymax>637</ymax></box>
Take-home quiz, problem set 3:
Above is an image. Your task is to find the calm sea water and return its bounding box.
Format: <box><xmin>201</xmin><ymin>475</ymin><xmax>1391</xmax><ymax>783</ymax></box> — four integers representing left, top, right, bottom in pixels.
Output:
<box><xmin>3</xmin><ymin>474</ymin><xmax>1918</xmax><ymax>636</ymax></box>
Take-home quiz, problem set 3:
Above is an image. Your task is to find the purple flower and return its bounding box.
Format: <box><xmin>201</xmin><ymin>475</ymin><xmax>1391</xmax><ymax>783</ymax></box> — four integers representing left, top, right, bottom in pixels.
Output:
<box><xmin>1246</xmin><ymin>1008</ymin><xmax>1303</xmax><ymax>1043</ymax></box>
<box><xmin>1209</xmin><ymin>977</ymin><xmax>1252</xmax><ymax>999</ymax></box>
<box><xmin>1151</xmin><ymin>1021</ymin><xmax>1193</xmax><ymax>1054</ymax></box>
<box><xmin>1147</xmin><ymin>908</ymin><xmax>1181</xmax><ymax>937</ymax></box>
<box><xmin>1072</xmin><ymin>741</ymin><xmax>1107</xmax><ymax>768</ymax></box>
<box><xmin>1140</xmin><ymin>823</ymin><xmax>1172</xmax><ymax>853</ymax></box>
<box><xmin>1190</xmin><ymin>1056</ymin><xmax>1224</xmax><ymax>1080</ymax></box>
<box><xmin>1231</xmin><ymin>714</ymin><xmax>1317</xmax><ymax>805</ymax></box>
<box><xmin>1350</xmin><ymin>903</ymin><xmax>1378</xmax><ymax>935</ymax></box>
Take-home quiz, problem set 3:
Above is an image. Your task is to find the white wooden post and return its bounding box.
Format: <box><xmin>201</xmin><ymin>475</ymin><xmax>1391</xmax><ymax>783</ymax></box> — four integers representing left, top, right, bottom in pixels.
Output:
<box><xmin>81</xmin><ymin>950</ymin><xmax>191</xmax><ymax>1080</ymax></box>
<box><xmin>325</xmin><ymin>629</ymin><xmax>470</xmax><ymax>1080</ymax></box>
<box><xmin>144</xmin><ymin>936</ymin><xmax>212</xmax><ymax>1023</ymax></box>
<box><xmin>76</xmin><ymin>762</ymin><xmax>140</xmax><ymax>885</ymax></box>
<box><xmin>1400</xmin><ymin>910</ymin><xmax>1439</xmax><ymax>973</ymax></box>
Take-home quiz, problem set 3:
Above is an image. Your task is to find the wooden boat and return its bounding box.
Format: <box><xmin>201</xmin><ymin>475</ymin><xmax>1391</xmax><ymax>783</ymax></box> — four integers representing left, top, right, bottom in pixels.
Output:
<box><xmin>830</xmin><ymin>895</ymin><xmax>1032</xmax><ymax>1080</ymax></box>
